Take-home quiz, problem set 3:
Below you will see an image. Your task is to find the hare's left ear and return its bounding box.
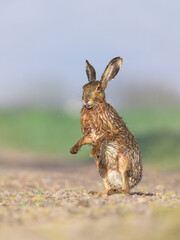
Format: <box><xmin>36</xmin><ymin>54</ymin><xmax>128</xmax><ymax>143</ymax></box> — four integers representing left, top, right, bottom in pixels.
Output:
<box><xmin>101</xmin><ymin>57</ymin><xmax>123</xmax><ymax>90</ymax></box>
<box><xmin>86</xmin><ymin>60</ymin><xmax>96</xmax><ymax>82</ymax></box>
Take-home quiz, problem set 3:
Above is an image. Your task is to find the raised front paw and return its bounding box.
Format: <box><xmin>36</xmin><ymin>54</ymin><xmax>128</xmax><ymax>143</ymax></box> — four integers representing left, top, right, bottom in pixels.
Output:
<box><xmin>70</xmin><ymin>144</ymin><xmax>80</xmax><ymax>154</ymax></box>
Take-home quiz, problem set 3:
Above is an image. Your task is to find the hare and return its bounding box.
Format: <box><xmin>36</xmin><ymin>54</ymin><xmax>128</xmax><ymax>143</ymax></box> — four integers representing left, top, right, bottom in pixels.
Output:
<box><xmin>70</xmin><ymin>57</ymin><xmax>142</xmax><ymax>196</ymax></box>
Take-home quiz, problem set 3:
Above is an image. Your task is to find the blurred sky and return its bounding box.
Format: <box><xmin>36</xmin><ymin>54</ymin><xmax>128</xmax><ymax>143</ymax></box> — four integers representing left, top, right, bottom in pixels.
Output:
<box><xmin>0</xmin><ymin>0</ymin><xmax>180</xmax><ymax>108</ymax></box>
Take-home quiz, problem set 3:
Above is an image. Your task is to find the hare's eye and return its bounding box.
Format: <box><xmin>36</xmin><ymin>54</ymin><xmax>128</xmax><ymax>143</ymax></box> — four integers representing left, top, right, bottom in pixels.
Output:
<box><xmin>97</xmin><ymin>86</ymin><xmax>101</xmax><ymax>91</ymax></box>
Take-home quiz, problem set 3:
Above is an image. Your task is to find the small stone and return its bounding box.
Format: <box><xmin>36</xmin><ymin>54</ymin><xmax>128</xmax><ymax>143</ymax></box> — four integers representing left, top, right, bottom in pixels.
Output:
<box><xmin>44</xmin><ymin>190</ymin><xmax>52</xmax><ymax>196</ymax></box>
<box><xmin>16</xmin><ymin>194</ymin><xmax>22</xmax><ymax>199</ymax></box>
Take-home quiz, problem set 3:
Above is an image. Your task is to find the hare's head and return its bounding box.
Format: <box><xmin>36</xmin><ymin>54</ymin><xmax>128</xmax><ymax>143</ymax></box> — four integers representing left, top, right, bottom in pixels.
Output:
<box><xmin>82</xmin><ymin>57</ymin><xmax>123</xmax><ymax>109</ymax></box>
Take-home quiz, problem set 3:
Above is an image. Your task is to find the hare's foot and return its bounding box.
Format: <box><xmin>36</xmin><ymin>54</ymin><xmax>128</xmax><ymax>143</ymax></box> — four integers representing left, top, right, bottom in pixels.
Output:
<box><xmin>107</xmin><ymin>188</ymin><xmax>130</xmax><ymax>196</ymax></box>
<box><xmin>70</xmin><ymin>144</ymin><xmax>80</xmax><ymax>154</ymax></box>
<box><xmin>88</xmin><ymin>190</ymin><xmax>109</xmax><ymax>196</ymax></box>
<box><xmin>121</xmin><ymin>189</ymin><xmax>130</xmax><ymax>195</ymax></box>
<box><xmin>107</xmin><ymin>188</ymin><xmax>122</xmax><ymax>195</ymax></box>
<box><xmin>90</xmin><ymin>145</ymin><xmax>100</xmax><ymax>157</ymax></box>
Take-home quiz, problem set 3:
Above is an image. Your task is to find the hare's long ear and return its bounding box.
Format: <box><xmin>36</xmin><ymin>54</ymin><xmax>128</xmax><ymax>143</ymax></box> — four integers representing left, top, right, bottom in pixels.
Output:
<box><xmin>101</xmin><ymin>57</ymin><xmax>123</xmax><ymax>90</ymax></box>
<box><xmin>86</xmin><ymin>60</ymin><xmax>96</xmax><ymax>82</ymax></box>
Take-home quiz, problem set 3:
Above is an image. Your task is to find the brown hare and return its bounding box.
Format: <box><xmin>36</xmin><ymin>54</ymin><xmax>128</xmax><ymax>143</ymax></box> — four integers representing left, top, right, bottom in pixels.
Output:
<box><xmin>70</xmin><ymin>57</ymin><xmax>142</xmax><ymax>196</ymax></box>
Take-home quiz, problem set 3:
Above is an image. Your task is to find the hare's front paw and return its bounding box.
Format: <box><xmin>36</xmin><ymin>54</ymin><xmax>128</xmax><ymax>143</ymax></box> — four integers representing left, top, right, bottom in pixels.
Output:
<box><xmin>70</xmin><ymin>144</ymin><xmax>80</xmax><ymax>154</ymax></box>
<box><xmin>90</xmin><ymin>145</ymin><xmax>99</xmax><ymax>157</ymax></box>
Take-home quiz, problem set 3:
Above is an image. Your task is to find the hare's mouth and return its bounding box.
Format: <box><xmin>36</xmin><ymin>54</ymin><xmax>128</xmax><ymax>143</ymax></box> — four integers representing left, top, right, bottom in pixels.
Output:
<box><xmin>84</xmin><ymin>104</ymin><xmax>93</xmax><ymax>109</ymax></box>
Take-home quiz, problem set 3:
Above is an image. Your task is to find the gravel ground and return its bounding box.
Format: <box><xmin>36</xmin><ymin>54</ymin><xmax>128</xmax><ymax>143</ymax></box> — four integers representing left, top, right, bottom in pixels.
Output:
<box><xmin>0</xmin><ymin>157</ymin><xmax>180</xmax><ymax>240</ymax></box>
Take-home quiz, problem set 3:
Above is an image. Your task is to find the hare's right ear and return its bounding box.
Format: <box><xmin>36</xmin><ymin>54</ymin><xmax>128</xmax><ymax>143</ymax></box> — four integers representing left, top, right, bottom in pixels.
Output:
<box><xmin>101</xmin><ymin>57</ymin><xmax>123</xmax><ymax>90</ymax></box>
<box><xmin>86</xmin><ymin>60</ymin><xmax>96</xmax><ymax>82</ymax></box>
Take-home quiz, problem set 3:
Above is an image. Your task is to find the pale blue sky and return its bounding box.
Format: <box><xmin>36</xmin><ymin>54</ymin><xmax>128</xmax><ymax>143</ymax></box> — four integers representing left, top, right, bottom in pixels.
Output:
<box><xmin>0</xmin><ymin>0</ymin><xmax>180</xmax><ymax>107</ymax></box>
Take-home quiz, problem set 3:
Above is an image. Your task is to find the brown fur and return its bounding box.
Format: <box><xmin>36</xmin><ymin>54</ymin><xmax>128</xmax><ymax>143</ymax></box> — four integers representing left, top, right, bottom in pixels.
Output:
<box><xmin>70</xmin><ymin>57</ymin><xmax>142</xmax><ymax>196</ymax></box>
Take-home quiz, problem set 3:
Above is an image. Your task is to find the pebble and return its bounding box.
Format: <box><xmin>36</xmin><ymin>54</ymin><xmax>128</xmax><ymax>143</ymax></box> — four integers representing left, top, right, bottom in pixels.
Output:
<box><xmin>44</xmin><ymin>190</ymin><xmax>52</xmax><ymax>196</ymax></box>
<box><xmin>16</xmin><ymin>194</ymin><xmax>22</xmax><ymax>199</ymax></box>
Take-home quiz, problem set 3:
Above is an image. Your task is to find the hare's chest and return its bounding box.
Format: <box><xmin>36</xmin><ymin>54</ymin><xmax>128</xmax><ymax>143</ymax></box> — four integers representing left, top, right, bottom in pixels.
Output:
<box><xmin>81</xmin><ymin>112</ymin><xmax>103</xmax><ymax>141</ymax></box>
<box><xmin>81</xmin><ymin>111</ymin><xmax>98</xmax><ymax>129</ymax></box>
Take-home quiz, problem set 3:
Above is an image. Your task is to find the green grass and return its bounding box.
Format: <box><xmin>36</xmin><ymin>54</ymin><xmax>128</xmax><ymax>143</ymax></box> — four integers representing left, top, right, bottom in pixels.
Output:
<box><xmin>0</xmin><ymin>109</ymin><xmax>79</xmax><ymax>156</ymax></box>
<box><xmin>0</xmin><ymin>108</ymin><xmax>179</xmax><ymax>168</ymax></box>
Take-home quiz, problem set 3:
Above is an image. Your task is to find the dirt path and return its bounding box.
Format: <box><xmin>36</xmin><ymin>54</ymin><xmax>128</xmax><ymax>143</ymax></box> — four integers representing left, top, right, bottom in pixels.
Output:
<box><xmin>0</xmin><ymin>158</ymin><xmax>180</xmax><ymax>240</ymax></box>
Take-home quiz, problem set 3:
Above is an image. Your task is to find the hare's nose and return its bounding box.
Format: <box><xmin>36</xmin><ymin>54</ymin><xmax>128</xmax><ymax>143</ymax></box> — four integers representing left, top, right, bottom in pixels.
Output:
<box><xmin>83</xmin><ymin>99</ymin><xmax>90</xmax><ymax>104</ymax></box>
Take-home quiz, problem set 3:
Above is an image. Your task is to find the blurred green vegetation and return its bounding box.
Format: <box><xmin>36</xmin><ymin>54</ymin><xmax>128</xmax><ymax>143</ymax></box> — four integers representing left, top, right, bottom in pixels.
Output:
<box><xmin>0</xmin><ymin>108</ymin><xmax>179</xmax><ymax>169</ymax></box>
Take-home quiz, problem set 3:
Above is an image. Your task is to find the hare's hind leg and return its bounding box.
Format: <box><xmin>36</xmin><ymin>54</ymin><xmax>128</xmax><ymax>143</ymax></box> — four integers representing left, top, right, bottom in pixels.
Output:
<box><xmin>88</xmin><ymin>158</ymin><xmax>113</xmax><ymax>196</ymax></box>
<box><xmin>118</xmin><ymin>153</ymin><xmax>131</xmax><ymax>194</ymax></box>
<box><xmin>121</xmin><ymin>170</ymin><xmax>130</xmax><ymax>194</ymax></box>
